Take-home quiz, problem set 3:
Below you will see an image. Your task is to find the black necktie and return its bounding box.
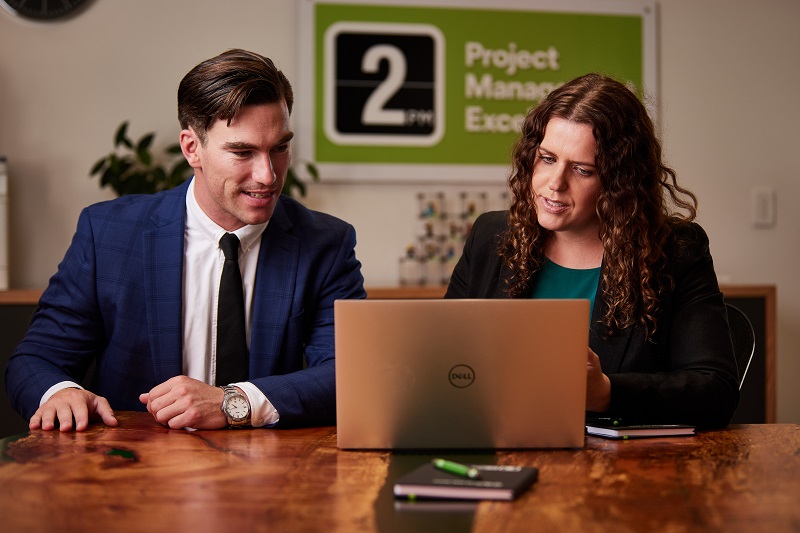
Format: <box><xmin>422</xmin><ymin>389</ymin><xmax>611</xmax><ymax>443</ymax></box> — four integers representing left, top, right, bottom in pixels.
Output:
<box><xmin>216</xmin><ymin>233</ymin><xmax>248</xmax><ymax>386</ymax></box>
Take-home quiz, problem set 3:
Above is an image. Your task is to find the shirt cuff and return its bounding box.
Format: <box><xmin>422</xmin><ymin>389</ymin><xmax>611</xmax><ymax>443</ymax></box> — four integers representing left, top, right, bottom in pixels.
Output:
<box><xmin>40</xmin><ymin>381</ymin><xmax>84</xmax><ymax>406</ymax></box>
<box><xmin>234</xmin><ymin>381</ymin><xmax>279</xmax><ymax>427</ymax></box>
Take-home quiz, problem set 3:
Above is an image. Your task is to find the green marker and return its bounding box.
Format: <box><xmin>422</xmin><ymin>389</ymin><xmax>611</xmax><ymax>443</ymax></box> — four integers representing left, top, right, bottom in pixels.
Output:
<box><xmin>432</xmin><ymin>458</ymin><xmax>481</xmax><ymax>479</ymax></box>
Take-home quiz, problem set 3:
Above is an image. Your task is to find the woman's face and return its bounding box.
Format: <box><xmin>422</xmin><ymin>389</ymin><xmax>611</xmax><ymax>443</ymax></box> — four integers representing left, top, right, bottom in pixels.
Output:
<box><xmin>531</xmin><ymin>117</ymin><xmax>602</xmax><ymax>241</ymax></box>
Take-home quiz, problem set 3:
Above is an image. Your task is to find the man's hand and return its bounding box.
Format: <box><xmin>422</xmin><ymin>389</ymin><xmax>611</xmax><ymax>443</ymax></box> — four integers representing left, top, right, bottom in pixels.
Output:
<box><xmin>139</xmin><ymin>376</ymin><xmax>227</xmax><ymax>430</ymax></box>
<box><xmin>586</xmin><ymin>348</ymin><xmax>611</xmax><ymax>412</ymax></box>
<box><xmin>30</xmin><ymin>388</ymin><xmax>118</xmax><ymax>432</ymax></box>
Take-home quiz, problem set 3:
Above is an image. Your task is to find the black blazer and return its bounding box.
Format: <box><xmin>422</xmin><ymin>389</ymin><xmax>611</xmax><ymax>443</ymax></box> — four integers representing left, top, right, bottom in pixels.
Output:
<box><xmin>446</xmin><ymin>211</ymin><xmax>739</xmax><ymax>429</ymax></box>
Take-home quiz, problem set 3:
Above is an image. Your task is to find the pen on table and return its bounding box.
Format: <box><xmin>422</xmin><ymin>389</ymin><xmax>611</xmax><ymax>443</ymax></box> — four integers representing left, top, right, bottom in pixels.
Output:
<box><xmin>588</xmin><ymin>417</ymin><xmax>624</xmax><ymax>426</ymax></box>
<box><xmin>432</xmin><ymin>458</ymin><xmax>481</xmax><ymax>479</ymax></box>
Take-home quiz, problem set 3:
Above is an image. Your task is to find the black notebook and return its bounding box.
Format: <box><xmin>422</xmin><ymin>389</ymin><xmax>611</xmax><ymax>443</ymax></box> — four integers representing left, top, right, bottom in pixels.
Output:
<box><xmin>585</xmin><ymin>420</ymin><xmax>695</xmax><ymax>439</ymax></box>
<box><xmin>393</xmin><ymin>463</ymin><xmax>538</xmax><ymax>501</ymax></box>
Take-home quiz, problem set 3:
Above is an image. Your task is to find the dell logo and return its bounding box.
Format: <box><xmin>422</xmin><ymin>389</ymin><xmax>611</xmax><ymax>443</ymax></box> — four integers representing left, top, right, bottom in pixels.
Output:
<box><xmin>448</xmin><ymin>364</ymin><xmax>475</xmax><ymax>388</ymax></box>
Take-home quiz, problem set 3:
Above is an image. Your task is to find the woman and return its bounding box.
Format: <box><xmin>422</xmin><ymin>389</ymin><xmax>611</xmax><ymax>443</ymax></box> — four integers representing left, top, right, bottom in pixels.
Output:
<box><xmin>446</xmin><ymin>73</ymin><xmax>739</xmax><ymax>428</ymax></box>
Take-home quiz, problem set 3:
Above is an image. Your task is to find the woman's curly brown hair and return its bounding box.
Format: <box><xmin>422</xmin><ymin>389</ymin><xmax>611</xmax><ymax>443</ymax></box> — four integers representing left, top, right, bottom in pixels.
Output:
<box><xmin>499</xmin><ymin>73</ymin><xmax>697</xmax><ymax>338</ymax></box>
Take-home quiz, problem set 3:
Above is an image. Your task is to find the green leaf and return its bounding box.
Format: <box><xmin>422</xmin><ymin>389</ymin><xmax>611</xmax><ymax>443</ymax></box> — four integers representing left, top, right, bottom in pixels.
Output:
<box><xmin>117</xmin><ymin>160</ymin><xmax>133</xmax><ymax>176</ymax></box>
<box><xmin>114</xmin><ymin>122</ymin><xmax>132</xmax><ymax>149</ymax></box>
<box><xmin>100</xmin><ymin>166</ymin><xmax>113</xmax><ymax>187</ymax></box>
<box><xmin>285</xmin><ymin>167</ymin><xmax>297</xmax><ymax>185</ymax></box>
<box><xmin>102</xmin><ymin>167</ymin><xmax>124</xmax><ymax>196</ymax></box>
<box><xmin>108</xmin><ymin>154</ymin><xmax>120</xmax><ymax>173</ymax></box>
<box><xmin>284</xmin><ymin>167</ymin><xmax>307</xmax><ymax>198</ymax></box>
<box><xmin>89</xmin><ymin>157</ymin><xmax>107</xmax><ymax>176</ymax></box>
<box><xmin>136</xmin><ymin>133</ymin><xmax>155</xmax><ymax>152</ymax></box>
<box><xmin>114</xmin><ymin>161</ymin><xmax>134</xmax><ymax>183</ymax></box>
<box><xmin>137</xmin><ymin>148</ymin><xmax>152</xmax><ymax>166</ymax></box>
<box><xmin>294</xmin><ymin>179</ymin><xmax>307</xmax><ymax>197</ymax></box>
<box><xmin>305</xmin><ymin>162</ymin><xmax>320</xmax><ymax>181</ymax></box>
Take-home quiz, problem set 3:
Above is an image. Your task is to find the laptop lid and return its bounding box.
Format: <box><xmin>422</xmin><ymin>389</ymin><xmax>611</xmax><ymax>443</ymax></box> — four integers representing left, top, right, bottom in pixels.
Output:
<box><xmin>335</xmin><ymin>299</ymin><xmax>589</xmax><ymax>450</ymax></box>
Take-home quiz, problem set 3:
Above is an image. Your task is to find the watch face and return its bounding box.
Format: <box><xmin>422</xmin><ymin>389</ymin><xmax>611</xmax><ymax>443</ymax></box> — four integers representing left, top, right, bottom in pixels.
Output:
<box><xmin>1</xmin><ymin>0</ymin><xmax>90</xmax><ymax>21</ymax></box>
<box><xmin>225</xmin><ymin>395</ymin><xmax>250</xmax><ymax>421</ymax></box>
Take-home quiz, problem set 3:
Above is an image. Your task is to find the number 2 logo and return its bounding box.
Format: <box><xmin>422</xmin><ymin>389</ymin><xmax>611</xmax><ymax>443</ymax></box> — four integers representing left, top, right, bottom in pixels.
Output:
<box><xmin>324</xmin><ymin>22</ymin><xmax>444</xmax><ymax>147</ymax></box>
<box><xmin>361</xmin><ymin>44</ymin><xmax>406</xmax><ymax>127</ymax></box>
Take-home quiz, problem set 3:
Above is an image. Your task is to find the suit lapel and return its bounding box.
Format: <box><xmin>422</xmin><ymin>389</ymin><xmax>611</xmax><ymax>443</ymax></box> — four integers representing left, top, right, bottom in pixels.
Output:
<box><xmin>249</xmin><ymin>199</ymin><xmax>299</xmax><ymax>374</ymax></box>
<box><xmin>142</xmin><ymin>182</ymin><xmax>189</xmax><ymax>382</ymax></box>
<box><xmin>589</xmin><ymin>271</ymin><xmax>635</xmax><ymax>374</ymax></box>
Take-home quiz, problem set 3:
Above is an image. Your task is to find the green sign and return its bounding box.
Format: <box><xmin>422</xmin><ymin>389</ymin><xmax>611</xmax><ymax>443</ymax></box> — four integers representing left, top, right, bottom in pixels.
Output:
<box><xmin>297</xmin><ymin>0</ymin><xmax>655</xmax><ymax>181</ymax></box>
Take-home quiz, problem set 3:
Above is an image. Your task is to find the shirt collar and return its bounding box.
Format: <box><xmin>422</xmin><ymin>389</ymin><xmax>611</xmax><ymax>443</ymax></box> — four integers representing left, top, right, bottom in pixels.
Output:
<box><xmin>185</xmin><ymin>178</ymin><xmax>268</xmax><ymax>253</ymax></box>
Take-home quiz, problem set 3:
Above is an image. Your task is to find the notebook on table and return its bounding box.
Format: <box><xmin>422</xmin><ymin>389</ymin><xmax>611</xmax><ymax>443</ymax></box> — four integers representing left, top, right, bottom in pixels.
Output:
<box><xmin>334</xmin><ymin>299</ymin><xmax>590</xmax><ymax>450</ymax></box>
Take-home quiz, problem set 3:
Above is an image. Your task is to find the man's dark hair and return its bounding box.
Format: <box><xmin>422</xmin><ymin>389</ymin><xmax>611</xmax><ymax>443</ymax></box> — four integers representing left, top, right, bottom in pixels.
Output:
<box><xmin>177</xmin><ymin>49</ymin><xmax>294</xmax><ymax>142</ymax></box>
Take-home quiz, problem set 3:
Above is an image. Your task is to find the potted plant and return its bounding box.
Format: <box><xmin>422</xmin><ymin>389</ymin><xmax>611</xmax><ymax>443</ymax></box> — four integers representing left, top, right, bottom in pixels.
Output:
<box><xmin>90</xmin><ymin>121</ymin><xmax>318</xmax><ymax>197</ymax></box>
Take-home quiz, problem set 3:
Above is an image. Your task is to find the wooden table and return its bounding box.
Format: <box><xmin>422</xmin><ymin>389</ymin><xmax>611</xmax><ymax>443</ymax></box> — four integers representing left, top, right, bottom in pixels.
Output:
<box><xmin>1</xmin><ymin>413</ymin><xmax>798</xmax><ymax>532</ymax></box>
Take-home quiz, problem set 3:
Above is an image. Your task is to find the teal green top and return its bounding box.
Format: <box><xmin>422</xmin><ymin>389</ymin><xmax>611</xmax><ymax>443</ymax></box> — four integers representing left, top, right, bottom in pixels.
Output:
<box><xmin>530</xmin><ymin>259</ymin><xmax>601</xmax><ymax>318</ymax></box>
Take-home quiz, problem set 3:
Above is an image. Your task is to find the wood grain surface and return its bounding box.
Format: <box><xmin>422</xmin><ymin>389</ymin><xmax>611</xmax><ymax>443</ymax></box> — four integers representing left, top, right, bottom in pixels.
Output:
<box><xmin>1</xmin><ymin>413</ymin><xmax>798</xmax><ymax>532</ymax></box>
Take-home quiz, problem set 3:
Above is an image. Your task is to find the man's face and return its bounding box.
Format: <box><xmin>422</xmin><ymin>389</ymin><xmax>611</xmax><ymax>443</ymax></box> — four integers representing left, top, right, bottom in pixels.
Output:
<box><xmin>181</xmin><ymin>101</ymin><xmax>293</xmax><ymax>231</ymax></box>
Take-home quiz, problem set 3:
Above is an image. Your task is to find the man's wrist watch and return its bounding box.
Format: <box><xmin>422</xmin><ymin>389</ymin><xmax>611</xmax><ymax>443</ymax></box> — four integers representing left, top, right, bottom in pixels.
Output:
<box><xmin>220</xmin><ymin>386</ymin><xmax>251</xmax><ymax>428</ymax></box>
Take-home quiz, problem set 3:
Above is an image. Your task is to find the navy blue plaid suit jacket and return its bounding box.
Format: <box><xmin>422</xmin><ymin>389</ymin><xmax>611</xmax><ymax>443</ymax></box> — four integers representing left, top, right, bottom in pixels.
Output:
<box><xmin>6</xmin><ymin>179</ymin><xmax>366</xmax><ymax>426</ymax></box>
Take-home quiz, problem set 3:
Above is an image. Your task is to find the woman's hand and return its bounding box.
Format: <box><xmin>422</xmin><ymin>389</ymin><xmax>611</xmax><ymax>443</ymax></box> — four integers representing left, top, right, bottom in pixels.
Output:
<box><xmin>586</xmin><ymin>348</ymin><xmax>611</xmax><ymax>412</ymax></box>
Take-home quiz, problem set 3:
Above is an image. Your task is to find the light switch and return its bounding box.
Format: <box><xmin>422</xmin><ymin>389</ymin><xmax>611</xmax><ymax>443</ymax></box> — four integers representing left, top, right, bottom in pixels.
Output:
<box><xmin>751</xmin><ymin>187</ymin><xmax>776</xmax><ymax>229</ymax></box>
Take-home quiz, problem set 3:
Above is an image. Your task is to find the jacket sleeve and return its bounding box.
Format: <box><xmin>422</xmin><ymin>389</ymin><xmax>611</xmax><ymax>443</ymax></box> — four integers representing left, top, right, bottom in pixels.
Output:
<box><xmin>251</xmin><ymin>221</ymin><xmax>365</xmax><ymax>427</ymax></box>
<box><xmin>601</xmin><ymin>224</ymin><xmax>740</xmax><ymax>429</ymax></box>
<box><xmin>5</xmin><ymin>208</ymin><xmax>105</xmax><ymax>421</ymax></box>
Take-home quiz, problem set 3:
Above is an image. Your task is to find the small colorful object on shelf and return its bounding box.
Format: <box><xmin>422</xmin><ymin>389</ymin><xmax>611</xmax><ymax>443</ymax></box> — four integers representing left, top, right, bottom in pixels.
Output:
<box><xmin>399</xmin><ymin>191</ymin><xmax>507</xmax><ymax>286</ymax></box>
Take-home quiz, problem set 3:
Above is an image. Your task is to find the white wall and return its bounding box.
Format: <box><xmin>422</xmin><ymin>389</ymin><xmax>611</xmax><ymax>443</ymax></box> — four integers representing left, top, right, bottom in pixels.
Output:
<box><xmin>1</xmin><ymin>0</ymin><xmax>798</xmax><ymax>422</ymax></box>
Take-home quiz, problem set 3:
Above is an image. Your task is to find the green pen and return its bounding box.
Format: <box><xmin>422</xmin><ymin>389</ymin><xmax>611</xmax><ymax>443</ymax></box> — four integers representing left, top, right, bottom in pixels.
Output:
<box><xmin>432</xmin><ymin>458</ymin><xmax>481</xmax><ymax>479</ymax></box>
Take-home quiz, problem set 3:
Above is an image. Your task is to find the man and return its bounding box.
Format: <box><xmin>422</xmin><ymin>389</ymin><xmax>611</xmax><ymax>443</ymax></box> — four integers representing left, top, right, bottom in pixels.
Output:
<box><xmin>5</xmin><ymin>49</ymin><xmax>365</xmax><ymax>431</ymax></box>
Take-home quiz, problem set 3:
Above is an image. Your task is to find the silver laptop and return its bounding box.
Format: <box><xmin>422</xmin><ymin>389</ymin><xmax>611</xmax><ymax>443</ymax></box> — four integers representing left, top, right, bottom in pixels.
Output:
<box><xmin>334</xmin><ymin>299</ymin><xmax>589</xmax><ymax>449</ymax></box>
